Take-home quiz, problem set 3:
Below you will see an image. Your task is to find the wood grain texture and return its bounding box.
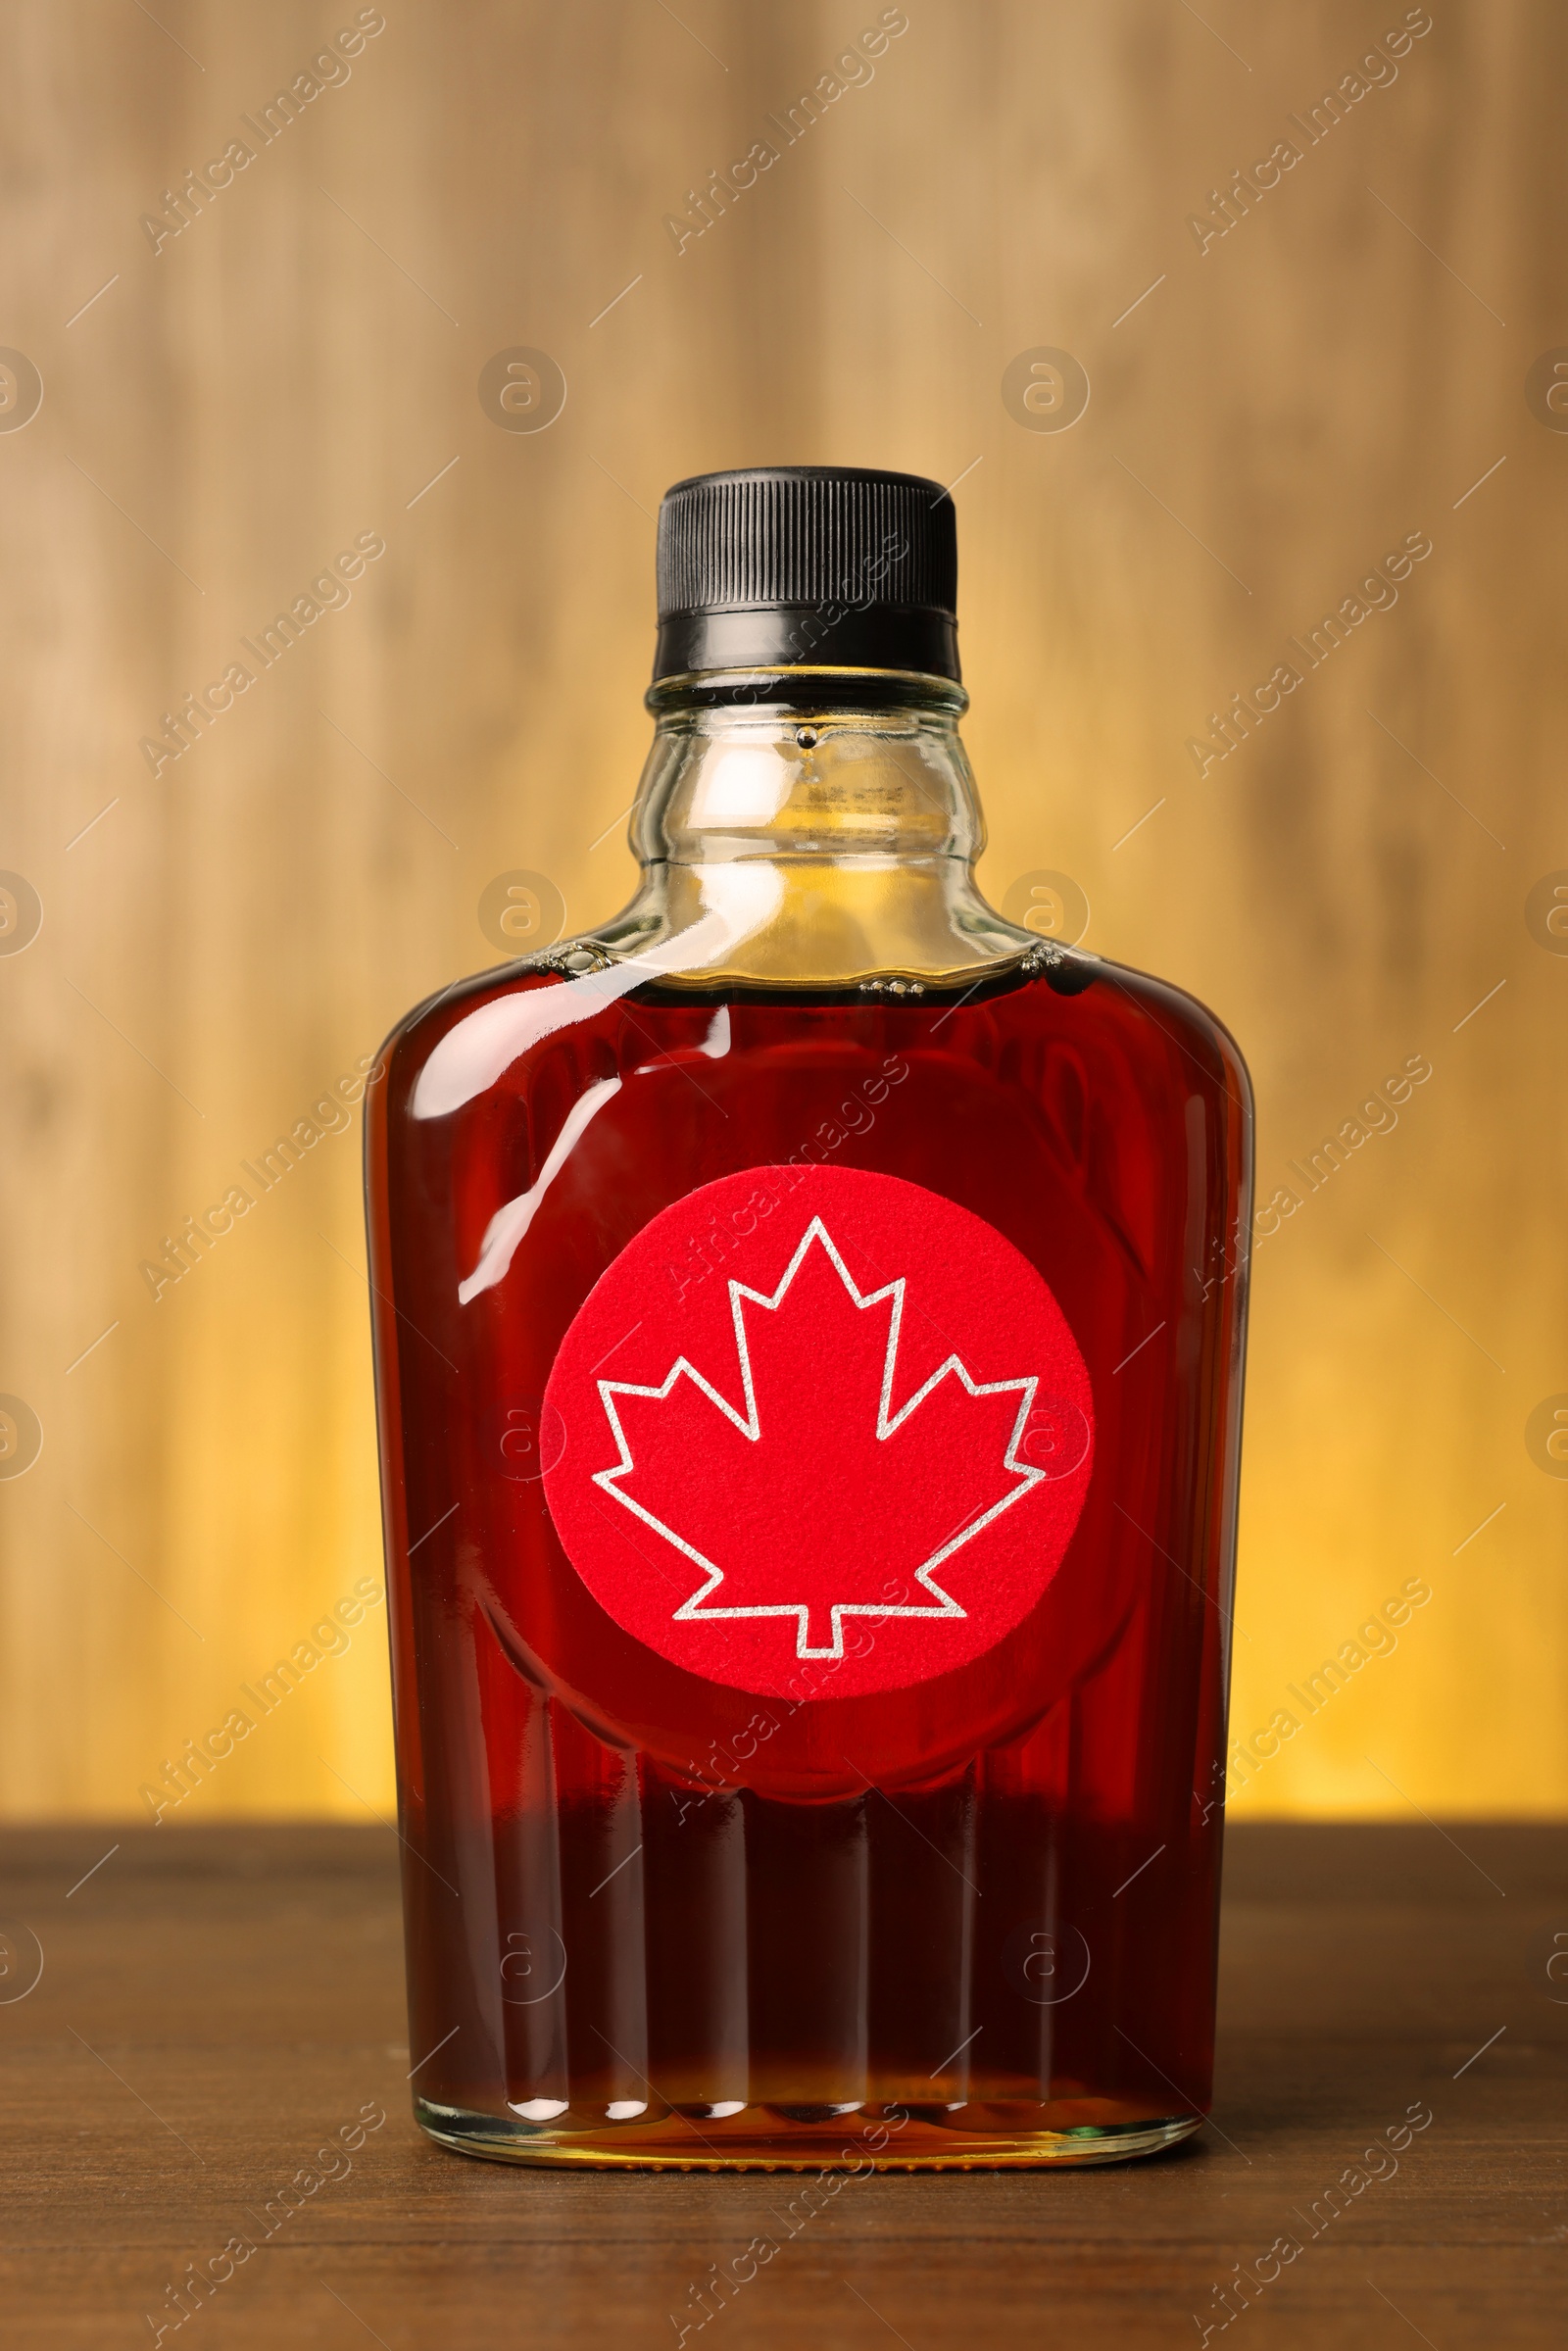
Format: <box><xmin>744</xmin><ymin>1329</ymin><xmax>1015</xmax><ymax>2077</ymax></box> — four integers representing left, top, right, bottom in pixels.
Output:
<box><xmin>0</xmin><ymin>0</ymin><xmax>1565</xmax><ymax>1817</ymax></box>
<box><xmin>0</xmin><ymin>1822</ymin><xmax>1563</xmax><ymax>2346</ymax></box>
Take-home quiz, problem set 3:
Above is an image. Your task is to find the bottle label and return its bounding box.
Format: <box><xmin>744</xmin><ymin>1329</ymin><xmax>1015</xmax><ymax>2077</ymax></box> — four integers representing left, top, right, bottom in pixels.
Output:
<box><xmin>542</xmin><ymin>1164</ymin><xmax>1094</xmax><ymax>1701</ymax></box>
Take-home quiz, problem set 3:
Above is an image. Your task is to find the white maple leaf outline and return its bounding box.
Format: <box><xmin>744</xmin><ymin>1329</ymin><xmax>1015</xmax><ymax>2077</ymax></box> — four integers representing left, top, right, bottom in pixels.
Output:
<box><xmin>593</xmin><ymin>1216</ymin><xmax>1050</xmax><ymax>1661</ymax></box>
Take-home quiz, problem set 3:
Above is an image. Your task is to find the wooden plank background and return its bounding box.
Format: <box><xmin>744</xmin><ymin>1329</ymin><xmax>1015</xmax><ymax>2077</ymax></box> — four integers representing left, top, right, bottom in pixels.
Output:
<box><xmin>0</xmin><ymin>0</ymin><xmax>1562</xmax><ymax>1819</ymax></box>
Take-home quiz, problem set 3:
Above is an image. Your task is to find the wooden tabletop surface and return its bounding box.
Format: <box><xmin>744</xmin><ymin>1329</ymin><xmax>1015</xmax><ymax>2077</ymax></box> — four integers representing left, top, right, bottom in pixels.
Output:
<box><xmin>1</xmin><ymin>1821</ymin><xmax>1563</xmax><ymax>2348</ymax></box>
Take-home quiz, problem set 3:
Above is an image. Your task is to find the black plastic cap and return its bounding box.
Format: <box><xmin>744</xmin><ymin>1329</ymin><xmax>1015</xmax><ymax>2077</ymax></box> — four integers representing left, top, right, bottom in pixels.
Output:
<box><xmin>653</xmin><ymin>465</ymin><xmax>959</xmax><ymax>683</ymax></box>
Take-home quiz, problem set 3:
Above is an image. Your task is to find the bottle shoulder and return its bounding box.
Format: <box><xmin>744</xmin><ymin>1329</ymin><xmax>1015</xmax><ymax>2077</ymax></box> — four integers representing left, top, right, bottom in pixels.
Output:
<box><xmin>1069</xmin><ymin>950</ymin><xmax>1253</xmax><ymax>1111</ymax></box>
<box><xmin>373</xmin><ymin>949</ymin><xmax>585</xmax><ymax>1093</ymax></box>
<box><xmin>377</xmin><ymin>929</ymin><xmax>1056</xmax><ymax>1086</ymax></box>
<box><xmin>372</xmin><ymin>929</ymin><xmax>1250</xmax><ymax>1145</ymax></box>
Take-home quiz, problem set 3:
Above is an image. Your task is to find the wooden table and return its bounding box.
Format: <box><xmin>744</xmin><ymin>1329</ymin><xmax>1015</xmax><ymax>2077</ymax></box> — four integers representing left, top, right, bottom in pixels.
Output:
<box><xmin>1</xmin><ymin>1822</ymin><xmax>1562</xmax><ymax>2347</ymax></box>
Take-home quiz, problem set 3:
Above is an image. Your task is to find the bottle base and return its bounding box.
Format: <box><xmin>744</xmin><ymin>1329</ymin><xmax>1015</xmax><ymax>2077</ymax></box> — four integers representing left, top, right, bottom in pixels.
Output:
<box><xmin>414</xmin><ymin>2094</ymin><xmax>1201</xmax><ymax>2171</ymax></box>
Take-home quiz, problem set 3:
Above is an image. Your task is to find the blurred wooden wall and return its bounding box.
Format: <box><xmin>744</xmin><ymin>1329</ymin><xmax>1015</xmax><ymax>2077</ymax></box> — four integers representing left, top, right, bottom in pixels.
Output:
<box><xmin>1</xmin><ymin>0</ymin><xmax>1564</xmax><ymax>1818</ymax></box>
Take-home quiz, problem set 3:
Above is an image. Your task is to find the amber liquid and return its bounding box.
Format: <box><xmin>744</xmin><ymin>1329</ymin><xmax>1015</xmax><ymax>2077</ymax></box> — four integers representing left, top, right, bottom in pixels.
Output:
<box><xmin>366</xmin><ymin>952</ymin><xmax>1250</xmax><ymax>2166</ymax></box>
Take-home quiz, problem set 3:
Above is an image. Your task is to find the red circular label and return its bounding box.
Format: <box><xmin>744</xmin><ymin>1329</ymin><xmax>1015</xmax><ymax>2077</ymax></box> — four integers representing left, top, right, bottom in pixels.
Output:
<box><xmin>542</xmin><ymin>1165</ymin><xmax>1094</xmax><ymax>1700</ymax></box>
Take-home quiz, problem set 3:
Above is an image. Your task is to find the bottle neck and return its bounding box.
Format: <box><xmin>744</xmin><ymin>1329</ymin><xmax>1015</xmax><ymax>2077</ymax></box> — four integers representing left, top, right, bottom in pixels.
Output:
<box><xmin>598</xmin><ymin>668</ymin><xmax>1028</xmax><ymax>986</ymax></box>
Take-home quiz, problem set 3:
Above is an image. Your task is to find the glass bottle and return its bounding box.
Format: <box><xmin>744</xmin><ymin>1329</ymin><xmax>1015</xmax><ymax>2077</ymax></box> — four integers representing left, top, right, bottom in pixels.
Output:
<box><xmin>365</xmin><ymin>467</ymin><xmax>1251</xmax><ymax>2169</ymax></box>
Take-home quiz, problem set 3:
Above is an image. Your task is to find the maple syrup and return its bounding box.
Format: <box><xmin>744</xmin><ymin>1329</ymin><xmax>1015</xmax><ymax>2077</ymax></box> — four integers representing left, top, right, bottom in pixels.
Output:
<box><xmin>366</xmin><ymin>468</ymin><xmax>1251</xmax><ymax>2166</ymax></box>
